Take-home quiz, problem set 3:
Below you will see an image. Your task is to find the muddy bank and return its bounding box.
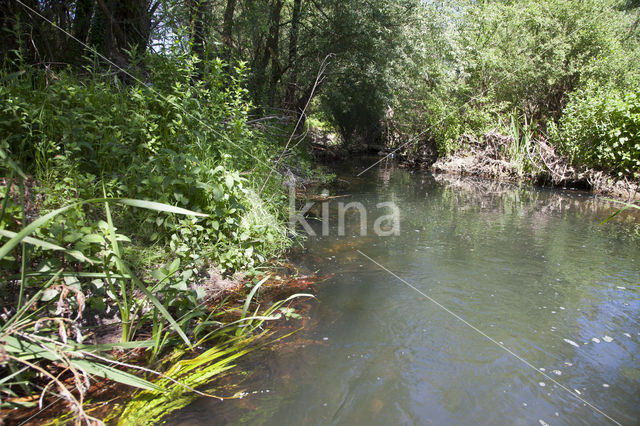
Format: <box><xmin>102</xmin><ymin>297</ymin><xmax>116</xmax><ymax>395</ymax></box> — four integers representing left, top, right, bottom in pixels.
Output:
<box><xmin>421</xmin><ymin>132</ymin><xmax>639</xmax><ymax>202</ymax></box>
<box><xmin>305</xmin><ymin>125</ymin><xmax>639</xmax><ymax>202</ymax></box>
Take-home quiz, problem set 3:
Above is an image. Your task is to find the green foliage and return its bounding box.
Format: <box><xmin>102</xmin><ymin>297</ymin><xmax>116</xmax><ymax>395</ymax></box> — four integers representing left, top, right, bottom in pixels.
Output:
<box><xmin>0</xmin><ymin>47</ymin><xmax>307</xmax><ymax>420</ymax></box>
<box><xmin>458</xmin><ymin>0</ymin><xmax>623</xmax><ymax>118</ymax></box>
<box><xmin>390</xmin><ymin>0</ymin><xmax>640</xmax><ymax>175</ymax></box>
<box><xmin>0</xmin><ymin>170</ymin><xmax>303</xmax><ymax>422</ymax></box>
<box><xmin>235</xmin><ymin>275</ymin><xmax>313</xmax><ymax>337</ymax></box>
<box><xmin>117</xmin><ymin>335</ymin><xmax>260</xmax><ymax>425</ymax></box>
<box><xmin>313</xmin><ymin>0</ymin><xmax>419</xmax><ymax>144</ymax></box>
<box><xmin>306</xmin><ymin>112</ymin><xmax>337</xmax><ymax>134</ymax></box>
<box><xmin>504</xmin><ymin>111</ymin><xmax>537</xmax><ymax>176</ymax></box>
<box><xmin>0</xmin><ymin>54</ymin><xmax>290</xmax><ymax>272</ymax></box>
<box><xmin>0</xmin><ymin>189</ymin><xmax>205</xmax><ymax>418</ymax></box>
<box><xmin>551</xmin><ymin>81</ymin><xmax>640</xmax><ymax>178</ymax></box>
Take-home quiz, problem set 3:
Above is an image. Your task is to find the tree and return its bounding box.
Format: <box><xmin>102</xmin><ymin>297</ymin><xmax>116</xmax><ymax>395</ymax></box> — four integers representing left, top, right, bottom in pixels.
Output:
<box><xmin>222</xmin><ymin>0</ymin><xmax>237</xmax><ymax>61</ymax></box>
<box><xmin>285</xmin><ymin>0</ymin><xmax>302</xmax><ymax>109</ymax></box>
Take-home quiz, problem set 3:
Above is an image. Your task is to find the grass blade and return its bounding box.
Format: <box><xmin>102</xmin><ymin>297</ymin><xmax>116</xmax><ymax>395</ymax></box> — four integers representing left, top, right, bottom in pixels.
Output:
<box><xmin>115</xmin><ymin>199</ymin><xmax>208</xmax><ymax>217</ymax></box>
<box><xmin>0</xmin><ymin>229</ymin><xmax>94</xmax><ymax>263</ymax></box>
<box><xmin>70</xmin><ymin>359</ymin><xmax>162</xmax><ymax>391</ymax></box>
<box><xmin>115</xmin><ymin>256</ymin><xmax>192</xmax><ymax>347</ymax></box>
<box><xmin>241</xmin><ymin>276</ymin><xmax>270</xmax><ymax>320</ymax></box>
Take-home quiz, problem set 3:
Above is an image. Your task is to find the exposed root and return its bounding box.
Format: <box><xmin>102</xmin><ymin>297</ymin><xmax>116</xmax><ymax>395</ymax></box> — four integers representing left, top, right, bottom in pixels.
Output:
<box><xmin>428</xmin><ymin>131</ymin><xmax>639</xmax><ymax>202</ymax></box>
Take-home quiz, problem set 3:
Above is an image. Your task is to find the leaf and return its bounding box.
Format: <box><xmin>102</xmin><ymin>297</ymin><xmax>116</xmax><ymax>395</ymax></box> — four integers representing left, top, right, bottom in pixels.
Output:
<box><xmin>115</xmin><ymin>199</ymin><xmax>208</xmax><ymax>217</ymax></box>
<box><xmin>115</xmin><ymin>256</ymin><xmax>191</xmax><ymax>347</ymax></box>
<box><xmin>0</xmin><ymin>202</ymin><xmax>82</xmax><ymax>260</ymax></box>
<box><xmin>4</xmin><ymin>334</ymin><xmax>160</xmax><ymax>391</ymax></box>
<box><xmin>77</xmin><ymin>340</ymin><xmax>154</xmax><ymax>351</ymax></box>
<box><xmin>212</xmin><ymin>185</ymin><xmax>224</xmax><ymax>201</ymax></box>
<box><xmin>168</xmin><ymin>257</ymin><xmax>180</xmax><ymax>272</ymax></box>
<box><xmin>598</xmin><ymin>198</ymin><xmax>639</xmax><ymax>225</ymax></box>
<box><xmin>599</xmin><ymin>204</ymin><xmax>630</xmax><ymax>225</ymax></box>
<box><xmin>0</xmin><ymin>196</ymin><xmax>206</xmax><ymax>263</ymax></box>
<box><xmin>242</xmin><ymin>281</ymin><xmax>265</xmax><ymax>320</ymax></box>
<box><xmin>170</xmin><ymin>281</ymin><xmax>188</xmax><ymax>291</ymax></box>
<box><xmin>0</xmin><ymin>230</ymin><xmax>93</xmax><ymax>263</ymax></box>
<box><xmin>82</xmin><ymin>234</ymin><xmax>105</xmax><ymax>244</ymax></box>
<box><xmin>225</xmin><ymin>174</ymin><xmax>234</xmax><ymax>189</ymax></box>
<box><xmin>0</xmin><ymin>148</ymin><xmax>27</xmax><ymax>179</ymax></box>
<box><xmin>71</xmin><ymin>359</ymin><xmax>161</xmax><ymax>391</ymax></box>
<box><xmin>40</xmin><ymin>288</ymin><xmax>60</xmax><ymax>302</ymax></box>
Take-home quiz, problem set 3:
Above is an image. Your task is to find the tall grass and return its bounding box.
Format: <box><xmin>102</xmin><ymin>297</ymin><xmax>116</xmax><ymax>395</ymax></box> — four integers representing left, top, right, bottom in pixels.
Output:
<box><xmin>0</xmin><ymin>172</ymin><xmax>202</xmax><ymax>413</ymax></box>
<box><xmin>506</xmin><ymin>110</ymin><xmax>536</xmax><ymax>175</ymax></box>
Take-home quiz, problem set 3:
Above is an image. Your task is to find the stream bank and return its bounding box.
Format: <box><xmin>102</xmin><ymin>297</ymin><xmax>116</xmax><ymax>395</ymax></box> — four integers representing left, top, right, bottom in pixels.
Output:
<box><xmin>308</xmin><ymin>125</ymin><xmax>639</xmax><ymax>202</ymax></box>
<box><xmin>395</xmin><ymin>132</ymin><xmax>640</xmax><ymax>202</ymax></box>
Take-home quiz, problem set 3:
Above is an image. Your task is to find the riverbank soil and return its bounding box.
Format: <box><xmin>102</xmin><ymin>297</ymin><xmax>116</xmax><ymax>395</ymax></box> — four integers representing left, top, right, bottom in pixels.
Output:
<box><xmin>405</xmin><ymin>132</ymin><xmax>639</xmax><ymax>201</ymax></box>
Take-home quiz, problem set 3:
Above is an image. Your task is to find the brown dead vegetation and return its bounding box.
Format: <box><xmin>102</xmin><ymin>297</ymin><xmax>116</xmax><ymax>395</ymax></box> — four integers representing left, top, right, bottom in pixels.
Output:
<box><xmin>428</xmin><ymin>132</ymin><xmax>639</xmax><ymax>202</ymax></box>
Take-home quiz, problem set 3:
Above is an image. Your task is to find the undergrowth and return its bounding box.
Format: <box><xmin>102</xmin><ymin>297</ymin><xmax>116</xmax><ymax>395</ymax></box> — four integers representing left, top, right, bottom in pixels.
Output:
<box><xmin>0</xmin><ymin>51</ymin><xmax>314</xmax><ymax>423</ymax></box>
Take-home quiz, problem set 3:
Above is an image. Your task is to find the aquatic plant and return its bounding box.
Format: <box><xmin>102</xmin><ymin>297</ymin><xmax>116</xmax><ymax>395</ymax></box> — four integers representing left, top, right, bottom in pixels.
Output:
<box><xmin>116</xmin><ymin>335</ymin><xmax>261</xmax><ymax>425</ymax></box>
<box><xmin>0</xmin><ymin>176</ymin><xmax>206</xmax><ymax>414</ymax></box>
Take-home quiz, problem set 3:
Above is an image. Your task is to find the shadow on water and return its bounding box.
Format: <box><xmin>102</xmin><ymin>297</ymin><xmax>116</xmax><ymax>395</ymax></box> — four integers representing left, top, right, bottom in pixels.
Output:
<box><xmin>168</xmin><ymin>161</ymin><xmax>640</xmax><ymax>426</ymax></box>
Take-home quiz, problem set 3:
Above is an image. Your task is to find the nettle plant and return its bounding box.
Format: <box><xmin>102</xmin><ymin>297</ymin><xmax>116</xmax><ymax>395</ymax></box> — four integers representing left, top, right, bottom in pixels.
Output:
<box><xmin>148</xmin><ymin>163</ymin><xmax>286</xmax><ymax>273</ymax></box>
<box><xmin>1</xmin><ymin>51</ymin><xmax>290</xmax><ymax>272</ymax></box>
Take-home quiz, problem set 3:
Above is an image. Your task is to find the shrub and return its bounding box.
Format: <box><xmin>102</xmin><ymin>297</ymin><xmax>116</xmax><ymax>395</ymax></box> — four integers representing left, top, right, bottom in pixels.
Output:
<box><xmin>552</xmin><ymin>81</ymin><xmax>640</xmax><ymax>178</ymax></box>
<box><xmin>0</xmin><ymin>54</ymin><xmax>292</xmax><ymax>273</ymax></box>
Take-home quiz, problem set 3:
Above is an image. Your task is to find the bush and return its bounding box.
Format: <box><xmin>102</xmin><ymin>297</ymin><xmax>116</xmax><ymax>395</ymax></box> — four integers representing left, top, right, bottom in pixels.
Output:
<box><xmin>0</xmin><ymin>52</ymin><xmax>303</xmax><ymax>419</ymax></box>
<box><xmin>0</xmin><ymin>53</ymin><xmax>292</xmax><ymax>273</ymax></box>
<box><xmin>552</xmin><ymin>81</ymin><xmax>640</xmax><ymax>178</ymax></box>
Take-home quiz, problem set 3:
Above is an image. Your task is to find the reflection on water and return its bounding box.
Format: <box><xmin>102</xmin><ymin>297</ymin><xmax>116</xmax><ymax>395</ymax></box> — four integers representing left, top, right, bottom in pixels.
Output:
<box><xmin>171</xmin><ymin>162</ymin><xmax>640</xmax><ymax>425</ymax></box>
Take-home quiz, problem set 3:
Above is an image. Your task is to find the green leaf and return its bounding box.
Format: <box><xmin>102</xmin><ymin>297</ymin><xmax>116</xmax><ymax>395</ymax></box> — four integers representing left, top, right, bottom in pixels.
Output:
<box><xmin>0</xmin><ymin>202</ymin><xmax>82</xmax><ymax>260</ymax></box>
<box><xmin>0</xmin><ymin>148</ymin><xmax>27</xmax><ymax>179</ymax></box>
<box><xmin>0</xmin><ymin>197</ymin><xmax>207</xmax><ymax>260</ymax></box>
<box><xmin>82</xmin><ymin>234</ymin><xmax>105</xmax><ymax>244</ymax></box>
<box><xmin>41</xmin><ymin>288</ymin><xmax>59</xmax><ymax>302</ymax></box>
<box><xmin>243</xmin><ymin>279</ymin><xmax>267</xmax><ymax>319</ymax></box>
<box><xmin>0</xmin><ymin>230</ymin><xmax>93</xmax><ymax>263</ymax></box>
<box><xmin>115</xmin><ymin>199</ymin><xmax>208</xmax><ymax>217</ymax></box>
<box><xmin>116</xmin><ymin>257</ymin><xmax>192</xmax><ymax>347</ymax></box>
<box><xmin>71</xmin><ymin>359</ymin><xmax>161</xmax><ymax>391</ymax></box>
<box><xmin>212</xmin><ymin>185</ymin><xmax>224</xmax><ymax>201</ymax></box>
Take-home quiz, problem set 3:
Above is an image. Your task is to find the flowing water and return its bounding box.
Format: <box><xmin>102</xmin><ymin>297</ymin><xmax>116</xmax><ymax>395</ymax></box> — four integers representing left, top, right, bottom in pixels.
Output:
<box><xmin>172</xmin><ymin>162</ymin><xmax>640</xmax><ymax>425</ymax></box>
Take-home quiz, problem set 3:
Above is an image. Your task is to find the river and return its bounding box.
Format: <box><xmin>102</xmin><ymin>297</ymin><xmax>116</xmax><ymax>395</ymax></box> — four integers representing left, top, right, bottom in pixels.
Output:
<box><xmin>170</xmin><ymin>161</ymin><xmax>640</xmax><ymax>425</ymax></box>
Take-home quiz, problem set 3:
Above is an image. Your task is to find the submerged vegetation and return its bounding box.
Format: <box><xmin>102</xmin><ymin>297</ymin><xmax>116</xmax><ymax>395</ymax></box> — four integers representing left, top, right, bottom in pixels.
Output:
<box><xmin>0</xmin><ymin>0</ymin><xmax>638</xmax><ymax>423</ymax></box>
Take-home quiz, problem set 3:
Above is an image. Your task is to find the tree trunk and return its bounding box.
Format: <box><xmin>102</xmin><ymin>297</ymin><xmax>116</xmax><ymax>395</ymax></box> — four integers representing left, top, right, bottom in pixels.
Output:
<box><xmin>0</xmin><ymin>0</ymin><xmax>47</xmax><ymax>67</ymax></box>
<box><xmin>255</xmin><ymin>0</ymin><xmax>283</xmax><ymax>108</ymax></box>
<box><xmin>73</xmin><ymin>0</ymin><xmax>95</xmax><ymax>43</ymax></box>
<box><xmin>221</xmin><ymin>0</ymin><xmax>237</xmax><ymax>62</ymax></box>
<box><xmin>190</xmin><ymin>0</ymin><xmax>208</xmax><ymax>61</ymax></box>
<box><xmin>92</xmin><ymin>0</ymin><xmax>155</xmax><ymax>67</ymax></box>
<box><xmin>285</xmin><ymin>0</ymin><xmax>302</xmax><ymax>109</ymax></box>
<box><xmin>71</xmin><ymin>0</ymin><xmax>95</xmax><ymax>59</ymax></box>
<box><xmin>267</xmin><ymin>0</ymin><xmax>283</xmax><ymax>107</ymax></box>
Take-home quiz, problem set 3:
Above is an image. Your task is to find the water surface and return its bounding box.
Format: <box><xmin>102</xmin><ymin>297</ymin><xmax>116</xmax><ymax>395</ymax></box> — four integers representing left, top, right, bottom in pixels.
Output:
<box><xmin>173</xmin><ymin>162</ymin><xmax>640</xmax><ymax>425</ymax></box>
